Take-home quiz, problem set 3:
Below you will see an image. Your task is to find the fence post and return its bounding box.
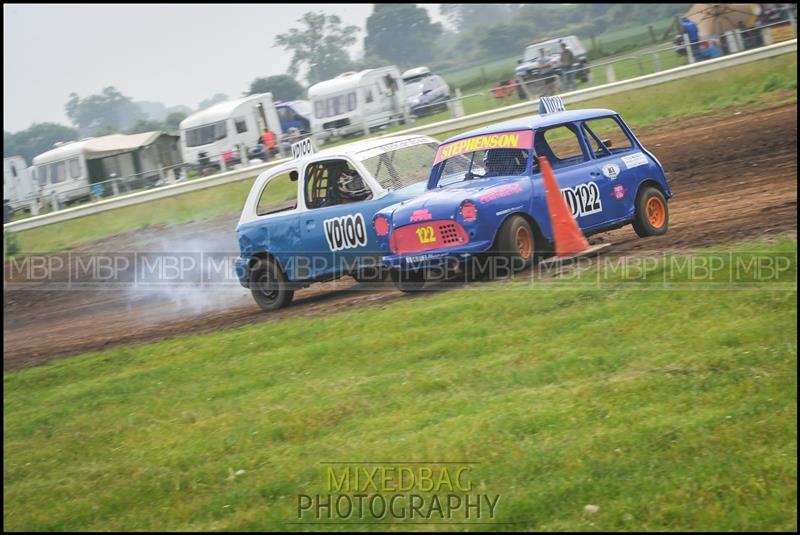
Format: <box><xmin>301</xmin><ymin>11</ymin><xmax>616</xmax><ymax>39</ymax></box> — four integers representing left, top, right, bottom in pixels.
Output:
<box><xmin>29</xmin><ymin>198</ymin><xmax>39</xmax><ymax>216</ymax></box>
<box><xmin>219</xmin><ymin>153</ymin><xmax>227</xmax><ymax>173</ymax></box>
<box><xmin>239</xmin><ymin>145</ymin><xmax>249</xmax><ymax>167</ymax></box>
<box><xmin>648</xmin><ymin>25</ymin><xmax>657</xmax><ymax>43</ymax></box>
<box><xmin>605</xmin><ymin>64</ymin><xmax>616</xmax><ymax>83</ymax></box>
<box><xmin>734</xmin><ymin>28</ymin><xmax>745</xmax><ymax>51</ymax></box>
<box><xmin>362</xmin><ymin>118</ymin><xmax>370</xmax><ymax>137</ymax></box>
<box><xmin>725</xmin><ymin>30</ymin><xmax>738</xmax><ymax>53</ymax></box>
<box><xmin>452</xmin><ymin>88</ymin><xmax>465</xmax><ymax>118</ymax></box>
<box><xmin>652</xmin><ymin>51</ymin><xmax>661</xmax><ymax>72</ymax></box>
<box><xmin>684</xmin><ymin>33</ymin><xmax>695</xmax><ymax>63</ymax></box>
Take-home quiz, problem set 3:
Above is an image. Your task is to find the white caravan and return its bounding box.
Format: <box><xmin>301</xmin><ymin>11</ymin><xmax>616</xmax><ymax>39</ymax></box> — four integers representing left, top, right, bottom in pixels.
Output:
<box><xmin>179</xmin><ymin>93</ymin><xmax>283</xmax><ymax>170</ymax></box>
<box><xmin>3</xmin><ymin>156</ymin><xmax>36</xmax><ymax>211</ymax></box>
<box><xmin>308</xmin><ymin>66</ymin><xmax>408</xmax><ymax>141</ymax></box>
<box><xmin>32</xmin><ymin>140</ymin><xmax>93</xmax><ymax>205</ymax></box>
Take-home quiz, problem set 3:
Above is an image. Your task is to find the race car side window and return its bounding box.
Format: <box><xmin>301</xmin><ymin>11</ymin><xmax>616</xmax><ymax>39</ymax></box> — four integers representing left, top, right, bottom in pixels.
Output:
<box><xmin>304</xmin><ymin>158</ymin><xmax>374</xmax><ymax>209</ymax></box>
<box><xmin>256</xmin><ymin>171</ymin><xmax>298</xmax><ymax>216</ymax></box>
<box><xmin>582</xmin><ymin>117</ymin><xmax>634</xmax><ymax>156</ymax></box>
<box><xmin>536</xmin><ymin>125</ymin><xmax>588</xmax><ymax>170</ymax></box>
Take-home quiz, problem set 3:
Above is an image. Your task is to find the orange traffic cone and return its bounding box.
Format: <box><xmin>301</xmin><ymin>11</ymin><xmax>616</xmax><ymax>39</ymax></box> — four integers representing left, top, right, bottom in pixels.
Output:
<box><xmin>539</xmin><ymin>155</ymin><xmax>591</xmax><ymax>256</ymax></box>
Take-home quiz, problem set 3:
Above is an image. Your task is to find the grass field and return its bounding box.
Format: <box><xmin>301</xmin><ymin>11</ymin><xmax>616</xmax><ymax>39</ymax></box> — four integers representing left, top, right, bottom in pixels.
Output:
<box><xmin>6</xmin><ymin>52</ymin><xmax>797</xmax><ymax>256</ymax></box>
<box><xmin>3</xmin><ymin>238</ymin><xmax>797</xmax><ymax>531</ymax></box>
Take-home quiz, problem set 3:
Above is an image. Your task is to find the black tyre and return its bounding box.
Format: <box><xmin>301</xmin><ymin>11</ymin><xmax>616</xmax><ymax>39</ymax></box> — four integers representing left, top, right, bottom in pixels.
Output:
<box><xmin>353</xmin><ymin>266</ymin><xmax>384</xmax><ymax>284</ymax></box>
<box><xmin>249</xmin><ymin>257</ymin><xmax>294</xmax><ymax>312</ymax></box>
<box><xmin>494</xmin><ymin>215</ymin><xmax>535</xmax><ymax>277</ymax></box>
<box><xmin>390</xmin><ymin>268</ymin><xmax>426</xmax><ymax>293</ymax></box>
<box><xmin>632</xmin><ymin>186</ymin><xmax>669</xmax><ymax>237</ymax></box>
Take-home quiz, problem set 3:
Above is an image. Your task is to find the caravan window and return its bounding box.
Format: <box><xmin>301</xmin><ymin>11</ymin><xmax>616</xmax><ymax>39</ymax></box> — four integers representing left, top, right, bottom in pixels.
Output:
<box><xmin>314</xmin><ymin>92</ymin><xmax>358</xmax><ymax>119</ymax></box>
<box><xmin>10</xmin><ymin>164</ymin><xmax>17</xmax><ymax>178</ymax></box>
<box><xmin>69</xmin><ymin>158</ymin><xmax>81</xmax><ymax>178</ymax></box>
<box><xmin>37</xmin><ymin>165</ymin><xmax>48</xmax><ymax>186</ymax></box>
<box><xmin>185</xmin><ymin>121</ymin><xmax>227</xmax><ymax>147</ymax></box>
<box><xmin>50</xmin><ymin>161</ymin><xmax>66</xmax><ymax>184</ymax></box>
<box><xmin>234</xmin><ymin>117</ymin><xmax>248</xmax><ymax>134</ymax></box>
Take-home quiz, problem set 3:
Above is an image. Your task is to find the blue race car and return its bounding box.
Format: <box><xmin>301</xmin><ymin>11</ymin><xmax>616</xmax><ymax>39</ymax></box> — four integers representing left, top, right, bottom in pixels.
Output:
<box><xmin>374</xmin><ymin>98</ymin><xmax>672</xmax><ymax>291</ymax></box>
<box><xmin>235</xmin><ymin>134</ymin><xmax>439</xmax><ymax>311</ymax></box>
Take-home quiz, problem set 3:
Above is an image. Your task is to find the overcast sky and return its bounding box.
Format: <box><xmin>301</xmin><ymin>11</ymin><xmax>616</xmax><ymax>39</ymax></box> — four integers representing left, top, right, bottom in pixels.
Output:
<box><xmin>3</xmin><ymin>3</ymin><xmax>445</xmax><ymax>132</ymax></box>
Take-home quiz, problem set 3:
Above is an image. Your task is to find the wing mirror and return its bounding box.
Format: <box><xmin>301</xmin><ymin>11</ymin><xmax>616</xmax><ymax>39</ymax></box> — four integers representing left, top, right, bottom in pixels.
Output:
<box><xmin>601</xmin><ymin>138</ymin><xmax>613</xmax><ymax>148</ymax></box>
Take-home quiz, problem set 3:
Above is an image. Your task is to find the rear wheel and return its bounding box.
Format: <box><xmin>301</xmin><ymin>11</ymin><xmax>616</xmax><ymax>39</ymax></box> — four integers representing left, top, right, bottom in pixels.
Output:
<box><xmin>250</xmin><ymin>257</ymin><xmax>294</xmax><ymax>311</ymax></box>
<box><xmin>632</xmin><ymin>186</ymin><xmax>669</xmax><ymax>237</ymax></box>
<box><xmin>390</xmin><ymin>269</ymin><xmax>426</xmax><ymax>293</ymax></box>
<box><xmin>494</xmin><ymin>215</ymin><xmax>535</xmax><ymax>277</ymax></box>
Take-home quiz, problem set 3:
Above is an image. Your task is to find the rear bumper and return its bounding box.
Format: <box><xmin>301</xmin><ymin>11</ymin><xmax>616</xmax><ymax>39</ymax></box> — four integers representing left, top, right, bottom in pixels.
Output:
<box><xmin>382</xmin><ymin>239</ymin><xmax>493</xmax><ymax>271</ymax></box>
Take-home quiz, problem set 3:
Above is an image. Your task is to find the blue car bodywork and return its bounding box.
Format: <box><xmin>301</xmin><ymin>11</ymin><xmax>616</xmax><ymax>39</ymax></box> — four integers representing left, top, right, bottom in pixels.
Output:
<box><xmin>375</xmin><ymin>107</ymin><xmax>672</xmax><ymax>271</ymax></box>
<box><xmin>234</xmin><ymin>135</ymin><xmax>438</xmax><ymax>290</ymax></box>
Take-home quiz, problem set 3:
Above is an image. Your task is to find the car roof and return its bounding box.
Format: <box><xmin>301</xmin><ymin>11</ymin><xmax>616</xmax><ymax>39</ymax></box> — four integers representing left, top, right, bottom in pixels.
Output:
<box><xmin>442</xmin><ymin>109</ymin><xmax>618</xmax><ymax>144</ymax></box>
<box><xmin>260</xmin><ymin>134</ymin><xmax>436</xmax><ymax>175</ymax></box>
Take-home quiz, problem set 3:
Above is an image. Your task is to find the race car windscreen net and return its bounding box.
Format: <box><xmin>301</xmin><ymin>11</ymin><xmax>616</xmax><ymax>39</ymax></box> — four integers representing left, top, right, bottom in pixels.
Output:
<box><xmin>359</xmin><ymin>141</ymin><xmax>438</xmax><ymax>191</ymax></box>
<box><xmin>434</xmin><ymin>130</ymin><xmax>533</xmax><ymax>187</ymax></box>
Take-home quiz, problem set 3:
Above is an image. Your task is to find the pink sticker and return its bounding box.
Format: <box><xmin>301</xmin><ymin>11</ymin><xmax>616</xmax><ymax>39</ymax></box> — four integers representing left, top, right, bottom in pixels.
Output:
<box><xmin>409</xmin><ymin>208</ymin><xmax>433</xmax><ymax>222</ymax></box>
<box><xmin>611</xmin><ymin>184</ymin><xmax>627</xmax><ymax>200</ymax></box>
<box><xmin>479</xmin><ymin>182</ymin><xmax>523</xmax><ymax>204</ymax></box>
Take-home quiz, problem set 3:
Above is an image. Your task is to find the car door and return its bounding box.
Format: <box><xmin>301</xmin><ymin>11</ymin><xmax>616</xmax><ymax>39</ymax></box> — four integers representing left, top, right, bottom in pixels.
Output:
<box><xmin>534</xmin><ymin>123</ymin><xmax>610</xmax><ymax>231</ymax></box>
<box><xmin>580</xmin><ymin>116</ymin><xmax>645</xmax><ymax>225</ymax></box>
<box><xmin>299</xmin><ymin>157</ymin><xmax>384</xmax><ymax>280</ymax></box>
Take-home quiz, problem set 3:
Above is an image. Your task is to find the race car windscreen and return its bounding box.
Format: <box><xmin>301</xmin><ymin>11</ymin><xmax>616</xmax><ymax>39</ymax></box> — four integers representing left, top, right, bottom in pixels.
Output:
<box><xmin>359</xmin><ymin>140</ymin><xmax>438</xmax><ymax>191</ymax></box>
<box><xmin>433</xmin><ymin>130</ymin><xmax>533</xmax><ymax>188</ymax></box>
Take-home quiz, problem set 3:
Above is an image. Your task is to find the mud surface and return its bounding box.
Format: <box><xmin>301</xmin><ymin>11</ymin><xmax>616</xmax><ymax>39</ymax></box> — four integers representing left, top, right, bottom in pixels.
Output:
<box><xmin>4</xmin><ymin>104</ymin><xmax>797</xmax><ymax>370</ymax></box>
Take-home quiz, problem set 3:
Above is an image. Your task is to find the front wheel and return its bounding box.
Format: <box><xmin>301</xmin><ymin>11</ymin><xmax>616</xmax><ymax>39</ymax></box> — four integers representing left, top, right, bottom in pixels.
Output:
<box><xmin>632</xmin><ymin>186</ymin><xmax>669</xmax><ymax>237</ymax></box>
<box><xmin>390</xmin><ymin>269</ymin><xmax>426</xmax><ymax>293</ymax></box>
<box><xmin>494</xmin><ymin>215</ymin><xmax>535</xmax><ymax>277</ymax></box>
<box><xmin>250</xmin><ymin>257</ymin><xmax>294</xmax><ymax>312</ymax></box>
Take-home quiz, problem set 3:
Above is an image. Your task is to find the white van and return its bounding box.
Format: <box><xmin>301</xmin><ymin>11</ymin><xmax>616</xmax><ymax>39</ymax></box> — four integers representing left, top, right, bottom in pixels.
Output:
<box><xmin>308</xmin><ymin>66</ymin><xmax>409</xmax><ymax>141</ymax></box>
<box><xmin>32</xmin><ymin>140</ymin><xmax>93</xmax><ymax>205</ymax></box>
<box><xmin>179</xmin><ymin>93</ymin><xmax>283</xmax><ymax>170</ymax></box>
<box><xmin>3</xmin><ymin>156</ymin><xmax>37</xmax><ymax>211</ymax></box>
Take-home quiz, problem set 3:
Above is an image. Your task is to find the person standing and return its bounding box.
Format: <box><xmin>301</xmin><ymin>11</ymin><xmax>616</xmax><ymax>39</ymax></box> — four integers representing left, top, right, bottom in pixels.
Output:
<box><xmin>559</xmin><ymin>40</ymin><xmax>576</xmax><ymax>90</ymax></box>
<box><xmin>261</xmin><ymin>128</ymin><xmax>278</xmax><ymax>158</ymax></box>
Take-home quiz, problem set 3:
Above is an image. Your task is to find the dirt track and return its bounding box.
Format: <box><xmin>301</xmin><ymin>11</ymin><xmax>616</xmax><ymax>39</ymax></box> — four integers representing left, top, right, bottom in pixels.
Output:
<box><xmin>4</xmin><ymin>104</ymin><xmax>797</xmax><ymax>370</ymax></box>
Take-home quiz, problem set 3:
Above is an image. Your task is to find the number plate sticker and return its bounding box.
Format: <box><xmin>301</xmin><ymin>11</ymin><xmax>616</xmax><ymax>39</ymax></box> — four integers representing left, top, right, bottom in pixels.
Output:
<box><xmin>415</xmin><ymin>225</ymin><xmax>437</xmax><ymax>244</ymax></box>
<box><xmin>561</xmin><ymin>181</ymin><xmax>603</xmax><ymax>218</ymax></box>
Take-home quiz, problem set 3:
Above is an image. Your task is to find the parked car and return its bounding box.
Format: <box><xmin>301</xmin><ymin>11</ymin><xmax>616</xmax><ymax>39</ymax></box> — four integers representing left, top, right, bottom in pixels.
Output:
<box><xmin>234</xmin><ymin>134</ymin><xmax>439</xmax><ymax>311</ymax></box>
<box><xmin>514</xmin><ymin>35</ymin><xmax>590</xmax><ymax>98</ymax></box>
<box><xmin>401</xmin><ymin>67</ymin><xmax>451</xmax><ymax>117</ymax></box>
<box><xmin>374</xmin><ymin>98</ymin><xmax>672</xmax><ymax>291</ymax></box>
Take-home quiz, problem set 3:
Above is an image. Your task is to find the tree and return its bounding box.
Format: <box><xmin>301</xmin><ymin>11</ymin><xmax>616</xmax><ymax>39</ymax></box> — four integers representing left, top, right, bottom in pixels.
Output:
<box><xmin>274</xmin><ymin>12</ymin><xmax>359</xmax><ymax>85</ymax></box>
<box><xmin>197</xmin><ymin>93</ymin><xmax>229</xmax><ymax>110</ymax></box>
<box><xmin>164</xmin><ymin>111</ymin><xmax>188</xmax><ymax>132</ymax></box>
<box><xmin>3</xmin><ymin>123</ymin><xmax>79</xmax><ymax>163</ymax></box>
<box><xmin>479</xmin><ymin>22</ymin><xmax>536</xmax><ymax>58</ymax></box>
<box><xmin>65</xmin><ymin>87</ymin><xmax>144</xmax><ymax>136</ymax></box>
<box><xmin>439</xmin><ymin>4</ymin><xmax>514</xmax><ymax>33</ymax></box>
<box><xmin>126</xmin><ymin>119</ymin><xmax>164</xmax><ymax>134</ymax></box>
<box><xmin>246</xmin><ymin>75</ymin><xmax>304</xmax><ymax>101</ymax></box>
<box><xmin>364</xmin><ymin>4</ymin><xmax>442</xmax><ymax>67</ymax></box>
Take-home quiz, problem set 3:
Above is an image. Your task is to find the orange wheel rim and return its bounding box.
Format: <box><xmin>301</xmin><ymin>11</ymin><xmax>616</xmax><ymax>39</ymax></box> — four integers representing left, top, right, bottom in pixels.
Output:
<box><xmin>515</xmin><ymin>227</ymin><xmax>533</xmax><ymax>260</ymax></box>
<box><xmin>646</xmin><ymin>197</ymin><xmax>666</xmax><ymax>229</ymax></box>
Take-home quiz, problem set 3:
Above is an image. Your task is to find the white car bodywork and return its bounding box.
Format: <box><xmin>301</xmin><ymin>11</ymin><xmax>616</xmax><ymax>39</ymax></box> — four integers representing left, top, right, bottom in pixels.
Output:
<box><xmin>238</xmin><ymin>134</ymin><xmax>437</xmax><ymax>228</ymax></box>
